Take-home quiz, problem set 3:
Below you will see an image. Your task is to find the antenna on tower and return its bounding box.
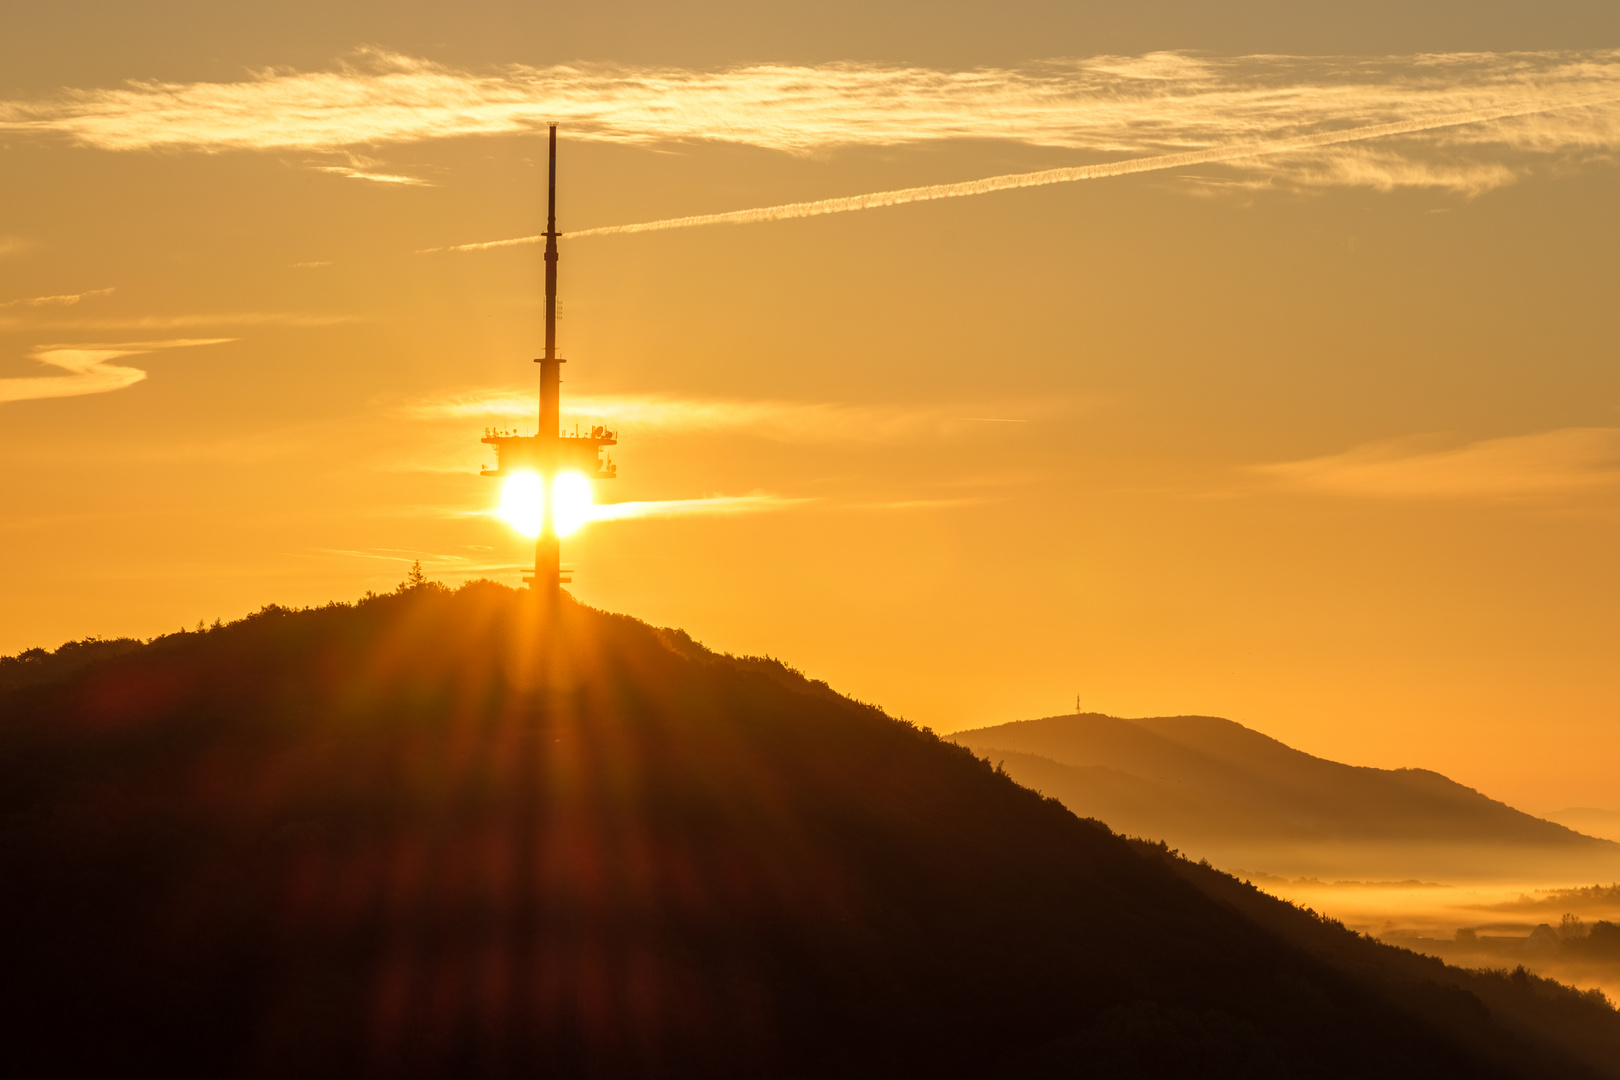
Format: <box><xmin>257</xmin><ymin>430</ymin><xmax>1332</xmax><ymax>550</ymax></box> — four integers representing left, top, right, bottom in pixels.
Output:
<box><xmin>534</xmin><ymin>123</ymin><xmax>564</xmax><ymax>594</ymax></box>
<box><xmin>479</xmin><ymin>124</ymin><xmax>619</xmax><ymax>600</ymax></box>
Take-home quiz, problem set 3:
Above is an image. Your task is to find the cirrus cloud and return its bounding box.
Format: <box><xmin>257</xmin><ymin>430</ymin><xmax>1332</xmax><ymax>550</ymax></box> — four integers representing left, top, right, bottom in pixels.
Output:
<box><xmin>3</xmin><ymin>49</ymin><xmax>1620</xmax><ymax>201</ymax></box>
<box><xmin>0</xmin><ymin>338</ymin><xmax>234</xmax><ymax>404</ymax></box>
<box><xmin>1257</xmin><ymin>428</ymin><xmax>1620</xmax><ymax>501</ymax></box>
<box><xmin>0</xmin><ymin>287</ymin><xmax>115</xmax><ymax>309</ymax></box>
<box><xmin>393</xmin><ymin>384</ymin><xmax>1060</xmax><ymax>443</ymax></box>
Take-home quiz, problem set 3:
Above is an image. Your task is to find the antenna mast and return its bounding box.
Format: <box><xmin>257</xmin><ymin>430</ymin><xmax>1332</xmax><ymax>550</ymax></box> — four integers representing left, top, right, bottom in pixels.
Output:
<box><xmin>479</xmin><ymin>124</ymin><xmax>618</xmax><ymax>600</ymax></box>
<box><xmin>540</xmin><ymin>123</ymin><xmax>560</xmax><ymax>445</ymax></box>
<box><xmin>534</xmin><ymin>123</ymin><xmax>563</xmax><ymax>593</ymax></box>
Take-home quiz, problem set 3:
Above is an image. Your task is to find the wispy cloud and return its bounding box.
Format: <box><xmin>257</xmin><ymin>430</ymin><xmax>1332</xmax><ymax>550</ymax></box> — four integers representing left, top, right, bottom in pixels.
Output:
<box><xmin>391</xmin><ymin>385</ymin><xmax>543</xmax><ymax>421</ymax></box>
<box><xmin>0</xmin><ymin>310</ymin><xmax>353</xmax><ymax>331</ymax></box>
<box><xmin>1189</xmin><ymin>146</ymin><xmax>1520</xmax><ymax>197</ymax></box>
<box><xmin>4</xmin><ymin>49</ymin><xmax>1618</xmax><ymax>203</ymax></box>
<box><xmin>307</xmin><ymin>547</ymin><xmax>564</xmax><ymax>583</ymax></box>
<box><xmin>588</xmin><ymin>493</ymin><xmax>809</xmax><ymax>522</ymax></box>
<box><xmin>0</xmin><ymin>236</ymin><xmax>26</xmax><ymax>258</ymax></box>
<box><xmin>0</xmin><ymin>49</ymin><xmax>1612</xmax><ymax>155</ymax></box>
<box><xmin>0</xmin><ymin>338</ymin><xmax>233</xmax><ymax>404</ymax></box>
<box><xmin>1256</xmin><ymin>428</ymin><xmax>1620</xmax><ymax>501</ymax></box>
<box><xmin>307</xmin><ymin>153</ymin><xmax>429</xmax><ymax>185</ymax></box>
<box><xmin>424</xmin><ymin>492</ymin><xmax>808</xmax><ymax>528</ymax></box>
<box><xmin>0</xmin><ymin>287</ymin><xmax>115</xmax><ymax>309</ymax></box>
<box><xmin>395</xmin><ymin>385</ymin><xmax>1057</xmax><ymax>442</ymax></box>
<box><xmin>310</xmin><ymin>164</ymin><xmax>426</xmax><ymax>184</ymax></box>
<box><xmin>848</xmin><ymin>496</ymin><xmax>1006</xmax><ymax>511</ymax></box>
<box><xmin>533</xmin><ymin>98</ymin><xmax>1595</xmax><ymax>242</ymax></box>
<box><xmin>313</xmin><ymin>546</ymin><xmax>491</xmax><ymax>567</ymax></box>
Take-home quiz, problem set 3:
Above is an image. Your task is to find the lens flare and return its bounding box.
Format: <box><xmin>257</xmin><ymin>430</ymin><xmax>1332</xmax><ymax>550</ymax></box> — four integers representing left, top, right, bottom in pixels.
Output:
<box><xmin>497</xmin><ymin>471</ymin><xmax>592</xmax><ymax>537</ymax></box>
<box><xmin>552</xmin><ymin>472</ymin><xmax>593</xmax><ymax>537</ymax></box>
<box><xmin>498</xmin><ymin>471</ymin><xmax>544</xmax><ymax>538</ymax></box>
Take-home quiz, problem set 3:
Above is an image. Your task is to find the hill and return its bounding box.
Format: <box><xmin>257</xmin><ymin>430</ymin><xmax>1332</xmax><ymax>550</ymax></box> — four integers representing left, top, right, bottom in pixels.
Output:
<box><xmin>953</xmin><ymin>714</ymin><xmax>1620</xmax><ymax>882</ymax></box>
<box><xmin>1548</xmin><ymin>809</ymin><xmax>1620</xmax><ymax>844</ymax></box>
<box><xmin>3</xmin><ymin>582</ymin><xmax>1619</xmax><ymax>1077</ymax></box>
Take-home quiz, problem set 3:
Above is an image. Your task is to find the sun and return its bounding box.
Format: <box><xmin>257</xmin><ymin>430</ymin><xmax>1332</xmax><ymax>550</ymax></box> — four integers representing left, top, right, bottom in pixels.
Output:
<box><xmin>497</xmin><ymin>470</ymin><xmax>593</xmax><ymax>539</ymax></box>
<box><xmin>498</xmin><ymin>472</ymin><xmax>545</xmax><ymax>538</ymax></box>
<box><xmin>551</xmin><ymin>472</ymin><xmax>593</xmax><ymax>537</ymax></box>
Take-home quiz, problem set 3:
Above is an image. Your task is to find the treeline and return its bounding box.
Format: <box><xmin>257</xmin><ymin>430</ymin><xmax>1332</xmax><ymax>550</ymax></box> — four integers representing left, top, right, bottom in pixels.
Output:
<box><xmin>0</xmin><ymin>564</ymin><xmax>449</xmax><ymax>694</ymax></box>
<box><xmin>1130</xmin><ymin>839</ymin><xmax>1620</xmax><ymax>1077</ymax></box>
<box><xmin>1563</xmin><ymin>918</ymin><xmax>1620</xmax><ymax>956</ymax></box>
<box><xmin>1449</xmin><ymin>912</ymin><xmax>1620</xmax><ymax>962</ymax></box>
<box><xmin>0</xmin><ymin>635</ymin><xmax>143</xmax><ymax>693</ymax></box>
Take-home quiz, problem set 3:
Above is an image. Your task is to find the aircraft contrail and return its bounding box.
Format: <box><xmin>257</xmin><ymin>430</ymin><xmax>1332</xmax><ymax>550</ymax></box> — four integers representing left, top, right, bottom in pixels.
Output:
<box><xmin>430</xmin><ymin>94</ymin><xmax>1615</xmax><ymax>251</ymax></box>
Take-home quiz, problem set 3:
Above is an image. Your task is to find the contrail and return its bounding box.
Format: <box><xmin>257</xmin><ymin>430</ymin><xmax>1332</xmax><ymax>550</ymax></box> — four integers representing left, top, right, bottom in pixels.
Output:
<box><xmin>428</xmin><ymin>94</ymin><xmax>1615</xmax><ymax>251</ymax></box>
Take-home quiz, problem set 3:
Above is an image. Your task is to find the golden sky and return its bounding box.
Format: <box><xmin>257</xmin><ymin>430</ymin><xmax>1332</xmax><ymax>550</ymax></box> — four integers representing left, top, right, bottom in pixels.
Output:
<box><xmin>3</xmin><ymin>1</ymin><xmax>1619</xmax><ymax>811</ymax></box>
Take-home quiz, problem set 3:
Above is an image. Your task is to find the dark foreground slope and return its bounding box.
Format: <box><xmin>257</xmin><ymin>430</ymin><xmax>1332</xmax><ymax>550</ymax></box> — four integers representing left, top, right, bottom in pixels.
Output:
<box><xmin>1</xmin><ymin>584</ymin><xmax>1617</xmax><ymax>1078</ymax></box>
<box><xmin>955</xmin><ymin>714</ymin><xmax>1619</xmax><ymax>881</ymax></box>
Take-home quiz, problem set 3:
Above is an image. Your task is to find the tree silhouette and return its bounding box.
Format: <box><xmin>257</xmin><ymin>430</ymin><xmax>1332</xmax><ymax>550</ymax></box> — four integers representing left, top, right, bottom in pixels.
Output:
<box><xmin>400</xmin><ymin>559</ymin><xmax>427</xmax><ymax>591</ymax></box>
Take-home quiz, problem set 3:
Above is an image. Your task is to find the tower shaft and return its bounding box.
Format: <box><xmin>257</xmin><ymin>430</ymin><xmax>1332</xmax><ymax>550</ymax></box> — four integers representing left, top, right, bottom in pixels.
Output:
<box><xmin>540</xmin><ymin>123</ymin><xmax>561</xmax><ymax>438</ymax></box>
<box><xmin>535</xmin><ymin>124</ymin><xmax>563</xmax><ymax>595</ymax></box>
<box><xmin>481</xmin><ymin>125</ymin><xmax>616</xmax><ymax>599</ymax></box>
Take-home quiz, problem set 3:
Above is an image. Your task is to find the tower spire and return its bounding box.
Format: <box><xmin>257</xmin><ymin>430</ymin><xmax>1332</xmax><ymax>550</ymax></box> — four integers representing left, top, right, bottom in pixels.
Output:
<box><xmin>540</xmin><ymin>123</ymin><xmax>560</xmax><ymax>437</ymax></box>
<box><xmin>534</xmin><ymin>123</ymin><xmax>563</xmax><ymax>594</ymax></box>
<box><xmin>479</xmin><ymin>125</ymin><xmax>619</xmax><ymax>599</ymax></box>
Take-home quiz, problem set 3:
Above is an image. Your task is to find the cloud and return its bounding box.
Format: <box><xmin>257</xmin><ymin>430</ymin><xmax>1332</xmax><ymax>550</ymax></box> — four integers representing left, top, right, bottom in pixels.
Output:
<box><xmin>848</xmin><ymin>496</ymin><xmax>1005</xmax><ymax>511</ymax></box>
<box><xmin>3</xmin><ymin>50</ymin><xmax>1618</xmax><ymax>200</ymax></box>
<box><xmin>0</xmin><ymin>338</ymin><xmax>233</xmax><ymax>404</ymax></box>
<box><xmin>535</xmin><ymin>98</ymin><xmax>1586</xmax><ymax>242</ymax></box>
<box><xmin>0</xmin><ymin>310</ymin><xmax>353</xmax><ymax>331</ymax></box>
<box><xmin>0</xmin><ymin>236</ymin><xmax>25</xmax><ymax>258</ymax></box>
<box><xmin>310</xmin><ymin>164</ymin><xmax>427</xmax><ymax>184</ymax></box>
<box><xmin>588</xmin><ymin>493</ymin><xmax>809</xmax><ymax>522</ymax></box>
<box><xmin>1184</xmin><ymin>147</ymin><xmax>1521</xmax><ymax>198</ymax></box>
<box><xmin>1257</xmin><ymin>428</ymin><xmax>1620</xmax><ymax>501</ymax></box>
<box><xmin>0</xmin><ymin>287</ymin><xmax>115</xmax><ymax>309</ymax></box>
<box><xmin>307</xmin><ymin>153</ymin><xmax>429</xmax><ymax>185</ymax></box>
<box><xmin>313</xmin><ymin>546</ymin><xmax>488</xmax><ymax>567</ymax></box>
<box><xmin>395</xmin><ymin>385</ymin><xmax>1055</xmax><ymax>442</ymax></box>
<box><xmin>412</xmin><ymin>492</ymin><xmax>808</xmax><ymax>528</ymax></box>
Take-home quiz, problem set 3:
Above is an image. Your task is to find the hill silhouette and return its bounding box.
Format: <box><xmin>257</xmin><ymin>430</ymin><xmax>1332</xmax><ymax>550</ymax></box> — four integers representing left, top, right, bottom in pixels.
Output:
<box><xmin>3</xmin><ymin>582</ymin><xmax>1619</xmax><ymax>1078</ymax></box>
<box><xmin>1548</xmin><ymin>809</ymin><xmax>1620</xmax><ymax>844</ymax></box>
<box><xmin>954</xmin><ymin>714</ymin><xmax>1620</xmax><ymax>882</ymax></box>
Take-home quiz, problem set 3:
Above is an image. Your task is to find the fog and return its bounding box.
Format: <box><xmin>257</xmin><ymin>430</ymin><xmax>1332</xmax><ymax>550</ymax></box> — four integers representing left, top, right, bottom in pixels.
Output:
<box><xmin>956</xmin><ymin>712</ymin><xmax>1620</xmax><ymax>1002</ymax></box>
<box><xmin>1251</xmin><ymin>877</ymin><xmax>1620</xmax><ymax>1001</ymax></box>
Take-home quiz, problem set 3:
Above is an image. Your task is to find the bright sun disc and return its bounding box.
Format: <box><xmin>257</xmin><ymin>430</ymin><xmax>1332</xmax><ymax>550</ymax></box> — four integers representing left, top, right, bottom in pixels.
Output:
<box><xmin>552</xmin><ymin>472</ymin><xmax>593</xmax><ymax>537</ymax></box>
<box><xmin>497</xmin><ymin>471</ymin><xmax>593</xmax><ymax>538</ymax></box>
<box><xmin>498</xmin><ymin>472</ymin><xmax>544</xmax><ymax>538</ymax></box>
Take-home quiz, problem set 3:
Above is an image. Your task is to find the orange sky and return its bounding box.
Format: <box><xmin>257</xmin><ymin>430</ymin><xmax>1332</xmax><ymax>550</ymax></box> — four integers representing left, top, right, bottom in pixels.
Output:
<box><xmin>3</xmin><ymin>1</ymin><xmax>1619</xmax><ymax>812</ymax></box>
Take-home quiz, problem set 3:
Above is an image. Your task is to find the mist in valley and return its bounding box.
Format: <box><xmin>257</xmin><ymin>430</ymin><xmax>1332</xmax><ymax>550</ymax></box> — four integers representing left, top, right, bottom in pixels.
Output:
<box><xmin>956</xmin><ymin>713</ymin><xmax>1620</xmax><ymax>1002</ymax></box>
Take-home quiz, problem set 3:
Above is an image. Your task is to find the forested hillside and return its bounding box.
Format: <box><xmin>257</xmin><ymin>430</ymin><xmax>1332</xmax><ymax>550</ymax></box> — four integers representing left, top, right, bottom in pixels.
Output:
<box><xmin>2</xmin><ymin>582</ymin><xmax>1617</xmax><ymax>1077</ymax></box>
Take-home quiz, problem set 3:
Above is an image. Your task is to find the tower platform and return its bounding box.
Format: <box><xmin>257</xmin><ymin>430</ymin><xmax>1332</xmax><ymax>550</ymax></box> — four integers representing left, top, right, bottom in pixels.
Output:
<box><xmin>481</xmin><ymin>425</ymin><xmax>618</xmax><ymax>480</ymax></box>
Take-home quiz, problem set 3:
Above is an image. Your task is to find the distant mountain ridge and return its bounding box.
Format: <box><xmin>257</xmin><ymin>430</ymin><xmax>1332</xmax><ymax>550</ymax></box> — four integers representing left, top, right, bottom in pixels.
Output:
<box><xmin>1548</xmin><ymin>808</ymin><xmax>1620</xmax><ymax>844</ymax></box>
<box><xmin>954</xmin><ymin>713</ymin><xmax>1620</xmax><ymax>880</ymax></box>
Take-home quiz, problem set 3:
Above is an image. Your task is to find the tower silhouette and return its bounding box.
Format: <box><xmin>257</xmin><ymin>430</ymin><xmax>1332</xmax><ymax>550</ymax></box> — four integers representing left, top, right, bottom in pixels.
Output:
<box><xmin>480</xmin><ymin>125</ymin><xmax>617</xmax><ymax>595</ymax></box>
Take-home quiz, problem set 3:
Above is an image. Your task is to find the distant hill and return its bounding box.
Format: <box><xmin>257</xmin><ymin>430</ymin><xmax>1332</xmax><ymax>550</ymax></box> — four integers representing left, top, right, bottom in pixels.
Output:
<box><xmin>1548</xmin><ymin>809</ymin><xmax>1620</xmax><ymax>843</ymax></box>
<box><xmin>3</xmin><ymin>584</ymin><xmax>1620</xmax><ymax>1077</ymax></box>
<box><xmin>953</xmin><ymin>714</ymin><xmax>1620</xmax><ymax>881</ymax></box>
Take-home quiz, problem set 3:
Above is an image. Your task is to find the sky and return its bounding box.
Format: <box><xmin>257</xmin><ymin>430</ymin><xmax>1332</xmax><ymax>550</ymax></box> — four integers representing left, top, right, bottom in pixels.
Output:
<box><xmin>3</xmin><ymin>0</ymin><xmax>1619</xmax><ymax>812</ymax></box>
